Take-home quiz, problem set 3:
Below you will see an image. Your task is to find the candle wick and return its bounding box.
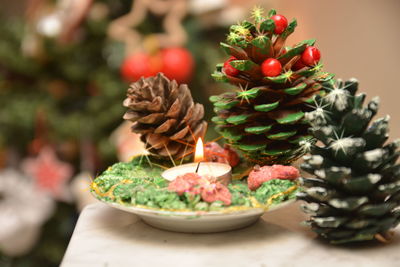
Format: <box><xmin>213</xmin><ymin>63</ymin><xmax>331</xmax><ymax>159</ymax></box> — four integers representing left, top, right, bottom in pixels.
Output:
<box><xmin>195</xmin><ymin>162</ymin><xmax>201</xmax><ymax>173</ymax></box>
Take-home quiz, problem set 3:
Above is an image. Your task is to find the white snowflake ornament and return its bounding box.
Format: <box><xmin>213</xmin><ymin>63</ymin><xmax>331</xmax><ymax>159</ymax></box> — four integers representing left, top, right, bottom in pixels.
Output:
<box><xmin>0</xmin><ymin>169</ymin><xmax>54</xmax><ymax>256</ymax></box>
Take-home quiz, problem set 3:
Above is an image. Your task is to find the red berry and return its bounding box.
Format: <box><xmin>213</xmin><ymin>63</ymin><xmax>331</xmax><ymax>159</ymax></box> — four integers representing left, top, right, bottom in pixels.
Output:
<box><xmin>301</xmin><ymin>46</ymin><xmax>321</xmax><ymax>66</ymax></box>
<box><xmin>121</xmin><ymin>52</ymin><xmax>161</xmax><ymax>82</ymax></box>
<box><xmin>223</xmin><ymin>56</ymin><xmax>240</xmax><ymax>76</ymax></box>
<box><xmin>161</xmin><ymin>47</ymin><xmax>194</xmax><ymax>83</ymax></box>
<box><xmin>278</xmin><ymin>47</ymin><xmax>288</xmax><ymax>57</ymax></box>
<box><xmin>271</xmin><ymin>14</ymin><xmax>288</xmax><ymax>34</ymax></box>
<box><xmin>261</xmin><ymin>58</ymin><xmax>282</xmax><ymax>77</ymax></box>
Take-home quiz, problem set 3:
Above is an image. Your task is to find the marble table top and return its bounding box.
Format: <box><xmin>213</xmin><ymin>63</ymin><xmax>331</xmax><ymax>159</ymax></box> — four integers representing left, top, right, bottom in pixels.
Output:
<box><xmin>61</xmin><ymin>202</ymin><xmax>400</xmax><ymax>267</ymax></box>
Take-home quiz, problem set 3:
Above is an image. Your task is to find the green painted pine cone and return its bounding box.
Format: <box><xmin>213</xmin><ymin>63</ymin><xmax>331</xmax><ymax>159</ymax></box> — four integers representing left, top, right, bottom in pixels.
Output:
<box><xmin>210</xmin><ymin>8</ymin><xmax>332</xmax><ymax>165</ymax></box>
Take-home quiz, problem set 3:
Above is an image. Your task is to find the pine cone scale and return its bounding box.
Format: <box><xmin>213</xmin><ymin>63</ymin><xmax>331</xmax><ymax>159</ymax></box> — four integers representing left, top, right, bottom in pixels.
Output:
<box><xmin>170</xmin><ymin>126</ymin><xmax>189</xmax><ymax>140</ymax></box>
<box><xmin>188</xmin><ymin>104</ymin><xmax>205</xmax><ymax>125</ymax></box>
<box><xmin>138</xmin><ymin>113</ymin><xmax>164</xmax><ymax>124</ymax></box>
<box><xmin>145</xmin><ymin>133</ymin><xmax>169</xmax><ymax>149</ymax></box>
<box><xmin>166</xmin><ymin>99</ymin><xmax>181</xmax><ymax>118</ymax></box>
<box><xmin>131</xmin><ymin>123</ymin><xmax>153</xmax><ymax>134</ymax></box>
<box><xmin>154</xmin><ymin>119</ymin><xmax>177</xmax><ymax>134</ymax></box>
<box><xmin>148</xmin><ymin>97</ymin><xmax>163</xmax><ymax>112</ymax></box>
<box><xmin>180</xmin><ymin>103</ymin><xmax>195</xmax><ymax>124</ymax></box>
<box><xmin>123</xmin><ymin>110</ymin><xmax>142</xmax><ymax>122</ymax></box>
<box><xmin>187</xmin><ymin>121</ymin><xmax>207</xmax><ymax>142</ymax></box>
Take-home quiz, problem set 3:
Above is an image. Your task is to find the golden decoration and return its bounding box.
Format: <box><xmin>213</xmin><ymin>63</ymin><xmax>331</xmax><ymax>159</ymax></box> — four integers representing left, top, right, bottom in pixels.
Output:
<box><xmin>107</xmin><ymin>0</ymin><xmax>188</xmax><ymax>56</ymax></box>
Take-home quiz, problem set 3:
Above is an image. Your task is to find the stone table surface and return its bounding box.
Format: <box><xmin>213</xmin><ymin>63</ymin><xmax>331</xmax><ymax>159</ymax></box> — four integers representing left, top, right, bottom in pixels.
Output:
<box><xmin>61</xmin><ymin>202</ymin><xmax>400</xmax><ymax>267</ymax></box>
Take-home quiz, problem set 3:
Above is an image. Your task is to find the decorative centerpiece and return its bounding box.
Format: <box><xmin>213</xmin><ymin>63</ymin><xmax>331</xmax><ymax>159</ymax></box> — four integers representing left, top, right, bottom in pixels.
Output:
<box><xmin>91</xmin><ymin>72</ymin><xmax>300</xmax><ymax>232</ymax></box>
<box><xmin>91</xmin><ymin>7</ymin><xmax>400</xmax><ymax>240</ymax></box>
<box><xmin>91</xmin><ymin>8</ymin><xmax>328</xmax><ymax>233</ymax></box>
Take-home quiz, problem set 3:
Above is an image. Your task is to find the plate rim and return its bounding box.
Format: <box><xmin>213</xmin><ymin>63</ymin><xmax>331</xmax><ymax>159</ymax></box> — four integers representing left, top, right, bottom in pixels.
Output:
<box><xmin>94</xmin><ymin>192</ymin><xmax>295</xmax><ymax>218</ymax></box>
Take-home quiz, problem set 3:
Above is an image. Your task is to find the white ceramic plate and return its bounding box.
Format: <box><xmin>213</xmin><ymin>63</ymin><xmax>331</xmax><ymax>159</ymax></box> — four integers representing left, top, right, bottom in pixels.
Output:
<box><xmin>98</xmin><ymin>197</ymin><xmax>294</xmax><ymax>233</ymax></box>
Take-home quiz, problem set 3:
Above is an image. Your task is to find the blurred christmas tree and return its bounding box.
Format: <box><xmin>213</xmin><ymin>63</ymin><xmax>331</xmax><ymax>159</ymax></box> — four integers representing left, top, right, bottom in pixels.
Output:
<box><xmin>0</xmin><ymin>0</ymin><xmax>239</xmax><ymax>265</ymax></box>
<box><xmin>0</xmin><ymin>0</ymin><xmax>131</xmax><ymax>165</ymax></box>
<box><xmin>0</xmin><ymin>0</ymin><xmax>131</xmax><ymax>265</ymax></box>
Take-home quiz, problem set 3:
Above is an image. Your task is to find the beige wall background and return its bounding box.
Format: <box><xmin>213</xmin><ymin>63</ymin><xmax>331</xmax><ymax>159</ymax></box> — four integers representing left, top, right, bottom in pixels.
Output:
<box><xmin>269</xmin><ymin>0</ymin><xmax>400</xmax><ymax>137</ymax></box>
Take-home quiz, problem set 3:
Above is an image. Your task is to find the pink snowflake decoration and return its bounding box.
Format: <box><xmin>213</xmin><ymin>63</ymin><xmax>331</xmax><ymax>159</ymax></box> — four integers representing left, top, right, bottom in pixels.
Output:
<box><xmin>22</xmin><ymin>147</ymin><xmax>73</xmax><ymax>200</ymax></box>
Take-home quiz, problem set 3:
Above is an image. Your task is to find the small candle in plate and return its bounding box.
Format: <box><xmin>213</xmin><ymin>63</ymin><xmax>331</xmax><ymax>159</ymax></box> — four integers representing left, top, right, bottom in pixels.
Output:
<box><xmin>161</xmin><ymin>162</ymin><xmax>232</xmax><ymax>185</ymax></box>
<box><xmin>161</xmin><ymin>138</ymin><xmax>232</xmax><ymax>185</ymax></box>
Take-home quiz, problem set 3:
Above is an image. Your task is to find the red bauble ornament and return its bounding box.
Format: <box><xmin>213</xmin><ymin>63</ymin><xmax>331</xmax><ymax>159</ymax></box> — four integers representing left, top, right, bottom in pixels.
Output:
<box><xmin>301</xmin><ymin>46</ymin><xmax>321</xmax><ymax>66</ymax></box>
<box><xmin>271</xmin><ymin>14</ymin><xmax>288</xmax><ymax>34</ymax></box>
<box><xmin>161</xmin><ymin>47</ymin><xmax>194</xmax><ymax>84</ymax></box>
<box><xmin>261</xmin><ymin>58</ymin><xmax>282</xmax><ymax>77</ymax></box>
<box><xmin>121</xmin><ymin>47</ymin><xmax>194</xmax><ymax>83</ymax></box>
<box><xmin>223</xmin><ymin>56</ymin><xmax>240</xmax><ymax>76</ymax></box>
<box><xmin>121</xmin><ymin>52</ymin><xmax>162</xmax><ymax>82</ymax></box>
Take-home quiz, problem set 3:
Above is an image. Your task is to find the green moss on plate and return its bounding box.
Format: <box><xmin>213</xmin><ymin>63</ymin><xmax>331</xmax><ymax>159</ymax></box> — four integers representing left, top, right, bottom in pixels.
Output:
<box><xmin>92</xmin><ymin>156</ymin><xmax>298</xmax><ymax>212</ymax></box>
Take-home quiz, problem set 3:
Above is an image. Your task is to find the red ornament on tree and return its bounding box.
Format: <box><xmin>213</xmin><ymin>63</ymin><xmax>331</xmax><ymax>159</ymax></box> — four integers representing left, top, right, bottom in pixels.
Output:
<box><xmin>161</xmin><ymin>47</ymin><xmax>194</xmax><ymax>84</ymax></box>
<box><xmin>121</xmin><ymin>47</ymin><xmax>194</xmax><ymax>83</ymax></box>
<box><xmin>223</xmin><ymin>56</ymin><xmax>240</xmax><ymax>76</ymax></box>
<box><xmin>22</xmin><ymin>146</ymin><xmax>73</xmax><ymax>200</ymax></box>
<box><xmin>121</xmin><ymin>52</ymin><xmax>162</xmax><ymax>82</ymax></box>
<box><xmin>301</xmin><ymin>46</ymin><xmax>321</xmax><ymax>66</ymax></box>
<box><xmin>271</xmin><ymin>14</ymin><xmax>288</xmax><ymax>34</ymax></box>
<box><xmin>261</xmin><ymin>58</ymin><xmax>282</xmax><ymax>77</ymax></box>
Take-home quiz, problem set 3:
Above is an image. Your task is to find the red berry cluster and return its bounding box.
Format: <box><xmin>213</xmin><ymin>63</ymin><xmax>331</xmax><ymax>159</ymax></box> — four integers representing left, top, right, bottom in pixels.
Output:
<box><xmin>260</xmin><ymin>45</ymin><xmax>321</xmax><ymax>76</ymax></box>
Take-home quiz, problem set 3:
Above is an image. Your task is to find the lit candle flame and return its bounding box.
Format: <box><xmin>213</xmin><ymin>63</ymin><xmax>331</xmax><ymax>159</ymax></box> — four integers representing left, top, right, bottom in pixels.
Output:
<box><xmin>194</xmin><ymin>138</ymin><xmax>204</xmax><ymax>162</ymax></box>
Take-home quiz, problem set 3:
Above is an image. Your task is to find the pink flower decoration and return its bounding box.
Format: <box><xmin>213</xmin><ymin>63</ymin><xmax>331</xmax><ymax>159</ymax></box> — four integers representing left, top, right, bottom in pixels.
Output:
<box><xmin>168</xmin><ymin>173</ymin><xmax>203</xmax><ymax>196</ymax></box>
<box><xmin>248</xmin><ymin>165</ymin><xmax>299</xmax><ymax>191</ymax></box>
<box><xmin>201</xmin><ymin>182</ymin><xmax>232</xmax><ymax>205</ymax></box>
<box><xmin>204</xmin><ymin>142</ymin><xmax>240</xmax><ymax>167</ymax></box>
<box><xmin>168</xmin><ymin>173</ymin><xmax>232</xmax><ymax>205</ymax></box>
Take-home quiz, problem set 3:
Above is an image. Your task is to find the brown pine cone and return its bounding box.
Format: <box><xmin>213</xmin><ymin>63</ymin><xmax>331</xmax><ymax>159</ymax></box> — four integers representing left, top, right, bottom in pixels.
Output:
<box><xmin>123</xmin><ymin>73</ymin><xmax>207</xmax><ymax>159</ymax></box>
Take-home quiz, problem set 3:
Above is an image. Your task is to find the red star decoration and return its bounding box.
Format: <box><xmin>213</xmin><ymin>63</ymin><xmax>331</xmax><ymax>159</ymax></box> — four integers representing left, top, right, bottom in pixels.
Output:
<box><xmin>22</xmin><ymin>146</ymin><xmax>73</xmax><ymax>200</ymax></box>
